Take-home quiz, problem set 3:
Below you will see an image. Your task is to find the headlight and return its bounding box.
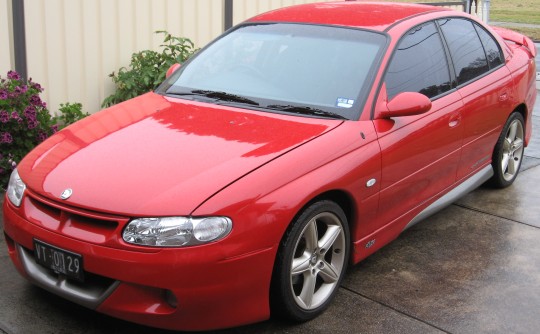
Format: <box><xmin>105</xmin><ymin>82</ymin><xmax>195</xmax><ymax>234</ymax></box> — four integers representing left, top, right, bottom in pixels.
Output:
<box><xmin>7</xmin><ymin>169</ymin><xmax>26</xmax><ymax>207</ymax></box>
<box><xmin>123</xmin><ymin>216</ymin><xmax>232</xmax><ymax>247</ymax></box>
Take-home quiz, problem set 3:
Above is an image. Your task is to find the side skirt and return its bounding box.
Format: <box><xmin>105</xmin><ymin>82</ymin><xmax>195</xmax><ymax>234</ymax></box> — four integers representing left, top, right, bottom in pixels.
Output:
<box><xmin>403</xmin><ymin>164</ymin><xmax>494</xmax><ymax>231</ymax></box>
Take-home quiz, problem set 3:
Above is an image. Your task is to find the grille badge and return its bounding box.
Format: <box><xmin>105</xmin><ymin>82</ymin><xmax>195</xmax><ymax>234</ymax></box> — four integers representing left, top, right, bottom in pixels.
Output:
<box><xmin>60</xmin><ymin>188</ymin><xmax>73</xmax><ymax>200</ymax></box>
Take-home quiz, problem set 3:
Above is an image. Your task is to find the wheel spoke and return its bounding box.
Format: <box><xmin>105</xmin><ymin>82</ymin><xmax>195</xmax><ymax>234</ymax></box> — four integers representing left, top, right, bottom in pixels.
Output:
<box><xmin>291</xmin><ymin>254</ymin><xmax>311</xmax><ymax>276</ymax></box>
<box><xmin>507</xmin><ymin>156</ymin><xmax>517</xmax><ymax>175</ymax></box>
<box><xmin>298</xmin><ymin>271</ymin><xmax>317</xmax><ymax>308</ymax></box>
<box><xmin>318</xmin><ymin>225</ymin><xmax>342</xmax><ymax>255</ymax></box>
<box><xmin>501</xmin><ymin>154</ymin><xmax>510</xmax><ymax>173</ymax></box>
<box><xmin>318</xmin><ymin>261</ymin><xmax>339</xmax><ymax>283</ymax></box>
<box><xmin>507</xmin><ymin>121</ymin><xmax>518</xmax><ymax>142</ymax></box>
<box><xmin>503</xmin><ymin>138</ymin><xmax>511</xmax><ymax>153</ymax></box>
<box><xmin>304</xmin><ymin>219</ymin><xmax>319</xmax><ymax>252</ymax></box>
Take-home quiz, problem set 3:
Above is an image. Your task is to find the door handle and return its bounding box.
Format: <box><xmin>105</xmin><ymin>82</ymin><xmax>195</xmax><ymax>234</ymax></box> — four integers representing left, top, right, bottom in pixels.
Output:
<box><xmin>449</xmin><ymin>114</ymin><xmax>461</xmax><ymax>128</ymax></box>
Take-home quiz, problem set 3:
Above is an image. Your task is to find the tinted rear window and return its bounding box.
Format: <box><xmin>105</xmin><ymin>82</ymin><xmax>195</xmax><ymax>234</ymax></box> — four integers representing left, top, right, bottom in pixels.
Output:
<box><xmin>438</xmin><ymin>18</ymin><xmax>489</xmax><ymax>85</ymax></box>
<box><xmin>474</xmin><ymin>24</ymin><xmax>504</xmax><ymax>69</ymax></box>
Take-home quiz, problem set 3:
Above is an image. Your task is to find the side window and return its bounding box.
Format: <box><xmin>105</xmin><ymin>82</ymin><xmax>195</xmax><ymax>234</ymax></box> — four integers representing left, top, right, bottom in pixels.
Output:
<box><xmin>474</xmin><ymin>24</ymin><xmax>504</xmax><ymax>69</ymax></box>
<box><xmin>386</xmin><ymin>22</ymin><xmax>451</xmax><ymax>100</ymax></box>
<box><xmin>438</xmin><ymin>18</ymin><xmax>489</xmax><ymax>85</ymax></box>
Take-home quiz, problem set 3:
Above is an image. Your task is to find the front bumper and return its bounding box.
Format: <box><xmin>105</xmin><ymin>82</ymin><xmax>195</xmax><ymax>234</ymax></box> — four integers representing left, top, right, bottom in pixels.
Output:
<box><xmin>2</xmin><ymin>194</ymin><xmax>275</xmax><ymax>331</ymax></box>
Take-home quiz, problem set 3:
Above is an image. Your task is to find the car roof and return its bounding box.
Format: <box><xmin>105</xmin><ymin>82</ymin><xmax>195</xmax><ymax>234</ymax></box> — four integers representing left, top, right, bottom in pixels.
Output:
<box><xmin>247</xmin><ymin>1</ymin><xmax>449</xmax><ymax>31</ymax></box>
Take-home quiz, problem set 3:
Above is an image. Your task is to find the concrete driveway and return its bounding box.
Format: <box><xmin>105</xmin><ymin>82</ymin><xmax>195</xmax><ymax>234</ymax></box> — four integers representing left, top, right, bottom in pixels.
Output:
<box><xmin>536</xmin><ymin>43</ymin><xmax>539</xmax><ymax>89</ymax></box>
<box><xmin>1</xmin><ymin>92</ymin><xmax>539</xmax><ymax>334</ymax></box>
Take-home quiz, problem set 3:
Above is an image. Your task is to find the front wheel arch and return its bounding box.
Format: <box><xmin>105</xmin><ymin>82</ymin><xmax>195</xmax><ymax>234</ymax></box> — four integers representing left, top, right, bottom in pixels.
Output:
<box><xmin>308</xmin><ymin>190</ymin><xmax>356</xmax><ymax>237</ymax></box>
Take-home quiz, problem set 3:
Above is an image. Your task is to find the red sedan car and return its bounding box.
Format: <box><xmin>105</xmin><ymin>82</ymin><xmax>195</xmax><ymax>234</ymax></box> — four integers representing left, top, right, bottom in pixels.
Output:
<box><xmin>3</xmin><ymin>1</ymin><xmax>537</xmax><ymax>331</ymax></box>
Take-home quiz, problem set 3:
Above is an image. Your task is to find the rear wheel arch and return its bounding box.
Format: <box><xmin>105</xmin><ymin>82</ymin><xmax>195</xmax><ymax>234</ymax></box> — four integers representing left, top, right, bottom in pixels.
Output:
<box><xmin>513</xmin><ymin>103</ymin><xmax>528</xmax><ymax>126</ymax></box>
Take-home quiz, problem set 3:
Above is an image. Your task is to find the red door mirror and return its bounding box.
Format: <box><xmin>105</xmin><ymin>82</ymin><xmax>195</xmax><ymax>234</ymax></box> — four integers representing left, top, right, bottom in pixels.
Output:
<box><xmin>380</xmin><ymin>92</ymin><xmax>432</xmax><ymax>118</ymax></box>
<box><xmin>166</xmin><ymin>63</ymin><xmax>182</xmax><ymax>78</ymax></box>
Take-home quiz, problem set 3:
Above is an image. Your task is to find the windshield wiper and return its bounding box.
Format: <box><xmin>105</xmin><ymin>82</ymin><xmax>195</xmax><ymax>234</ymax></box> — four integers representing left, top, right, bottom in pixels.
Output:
<box><xmin>265</xmin><ymin>104</ymin><xmax>348</xmax><ymax>120</ymax></box>
<box><xmin>165</xmin><ymin>90</ymin><xmax>345</xmax><ymax>119</ymax></box>
<box><xmin>167</xmin><ymin>88</ymin><xmax>259</xmax><ymax>106</ymax></box>
<box><xmin>193</xmin><ymin>90</ymin><xmax>260</xmax><ymax>106</ymax></box>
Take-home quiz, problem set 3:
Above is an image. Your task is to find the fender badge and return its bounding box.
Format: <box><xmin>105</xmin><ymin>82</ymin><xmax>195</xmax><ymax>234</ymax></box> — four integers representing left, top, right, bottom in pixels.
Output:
<box><xmin>60</xmin><ymin>188</ymin><xmax>73</xmax><ymax>200</ymax></box>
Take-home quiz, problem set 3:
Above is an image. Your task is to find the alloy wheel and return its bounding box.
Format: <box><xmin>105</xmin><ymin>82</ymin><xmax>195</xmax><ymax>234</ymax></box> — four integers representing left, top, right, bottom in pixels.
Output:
<box><xmin>289</xmin><ymin>211</ymin><xmax>346</xmax><ymax>310</ymax></box>
<box><xmin>501</xmin><ymin>119</ymin><xmax>524</xmax><ymax>182</ymax></box>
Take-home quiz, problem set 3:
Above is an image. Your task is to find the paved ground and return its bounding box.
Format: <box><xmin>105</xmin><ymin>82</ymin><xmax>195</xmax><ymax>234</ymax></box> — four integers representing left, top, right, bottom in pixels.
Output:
<box><xmin>1</xmin><ymin>92</ymin><xmax>539</xmax><ymax>334</ymax></box>
<box><xmin>536</xmin><ymin>43</ymin><xmax>539</xmax><ymax>89</ymax></box>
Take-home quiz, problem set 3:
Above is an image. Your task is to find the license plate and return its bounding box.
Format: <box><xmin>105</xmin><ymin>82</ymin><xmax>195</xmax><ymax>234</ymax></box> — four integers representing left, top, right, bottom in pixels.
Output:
<box><xmin>33</xmin><ymin>239</ymin><xmax>84</xmax><ymax>282</ymax></box>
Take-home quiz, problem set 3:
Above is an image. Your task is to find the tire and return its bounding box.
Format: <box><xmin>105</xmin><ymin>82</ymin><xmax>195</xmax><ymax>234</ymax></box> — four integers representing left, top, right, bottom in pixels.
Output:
<box><xmin>270</xmin><ymin>200</ymin><xmax>350</xmax><ymax>322</ymax></box>
<box><xmin>488</xmin><ymin>112</ymin><xmax>525</xmax><ymax>188</ymax></box>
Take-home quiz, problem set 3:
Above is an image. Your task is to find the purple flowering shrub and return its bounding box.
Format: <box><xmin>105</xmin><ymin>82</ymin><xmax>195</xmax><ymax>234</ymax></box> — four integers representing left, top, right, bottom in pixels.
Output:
<box><xmin>0</xmin><ymin>70</ymin><xmax>88</xmax><ymax>190</ymax></box>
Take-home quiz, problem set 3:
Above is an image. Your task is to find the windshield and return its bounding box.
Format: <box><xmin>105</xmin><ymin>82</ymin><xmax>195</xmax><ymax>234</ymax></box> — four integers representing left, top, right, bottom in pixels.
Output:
<box><xmin>157</xmin><ymin>23</ymin><xmax>386</xmax><ymax>120</ymax></box>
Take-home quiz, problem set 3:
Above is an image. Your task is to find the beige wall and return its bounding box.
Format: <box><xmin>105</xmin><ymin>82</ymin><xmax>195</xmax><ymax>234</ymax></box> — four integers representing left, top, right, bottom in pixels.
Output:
<box><xmin>24</xmin><ymin>0</ymin><xmax>224</xmax><ymax>114</ymax></box>
<box><xmin>445</xmin><ymin>3</ymin><xmax>466</xmax><ymax>12</ymax></box>
<box><xmin>0</xmin><ymin>0</ymin><xmax>14</xmax><ymax>75</ymax></box>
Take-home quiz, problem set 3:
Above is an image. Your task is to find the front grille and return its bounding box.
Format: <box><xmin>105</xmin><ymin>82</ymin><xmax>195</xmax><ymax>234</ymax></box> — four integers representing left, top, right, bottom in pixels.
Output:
<box><xmin>23</xmin><ymin>190</ymin><xmax>128</xmax><ymax>247</ymax></box>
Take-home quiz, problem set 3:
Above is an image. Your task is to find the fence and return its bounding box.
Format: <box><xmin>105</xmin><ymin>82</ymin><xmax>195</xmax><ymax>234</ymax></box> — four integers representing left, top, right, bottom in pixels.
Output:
<box><xmin>1</xmin><ymin>0</ymin><xmax>483</xmax><ymax>114</ymax></box>
<box><xmin>1</xmin><ymin>0</ymin><xmax>13</xmax><ymax>80</ymax></box>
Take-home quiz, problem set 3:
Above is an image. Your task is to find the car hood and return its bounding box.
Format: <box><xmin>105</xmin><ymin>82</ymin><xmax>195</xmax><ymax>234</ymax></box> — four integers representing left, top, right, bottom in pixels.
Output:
<box><xmin>18</xmin><ymin>93</ymin><xmax>342</xmax><ymax>216</ymax></box>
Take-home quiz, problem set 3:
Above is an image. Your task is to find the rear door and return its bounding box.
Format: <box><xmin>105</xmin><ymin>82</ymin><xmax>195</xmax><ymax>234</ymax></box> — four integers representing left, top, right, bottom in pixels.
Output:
<box><xmin>437</xmin><ymin>18</ymin><xmax>513</xmax><ymax>180</ymax></box>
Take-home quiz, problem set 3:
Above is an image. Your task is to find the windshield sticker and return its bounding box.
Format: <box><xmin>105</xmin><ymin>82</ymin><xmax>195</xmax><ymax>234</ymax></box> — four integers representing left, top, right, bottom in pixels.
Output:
<box><xmin>336</xmin><ymin>98</ymin><xmax>354</xmax><ymax>108</ymax></box>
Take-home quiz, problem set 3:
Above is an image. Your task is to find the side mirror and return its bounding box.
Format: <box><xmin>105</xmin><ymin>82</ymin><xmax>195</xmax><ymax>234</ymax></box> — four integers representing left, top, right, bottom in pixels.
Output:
<box><xmin>381</xmin><ymin>92</ymin><xmax>431</xmax><ymax>118</ymax></box>
<box><xmin>166</xmin><ymin>63</ymin><xmax>182</xmax><ymax>78</ymax></box>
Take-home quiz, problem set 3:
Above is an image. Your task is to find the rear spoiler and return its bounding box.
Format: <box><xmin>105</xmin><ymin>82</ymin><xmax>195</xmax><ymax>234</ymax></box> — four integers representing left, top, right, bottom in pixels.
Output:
<box><xmin>491</xmin><ymin>26</ymin><xmax>537</xmax><ymax>58</ymax></box>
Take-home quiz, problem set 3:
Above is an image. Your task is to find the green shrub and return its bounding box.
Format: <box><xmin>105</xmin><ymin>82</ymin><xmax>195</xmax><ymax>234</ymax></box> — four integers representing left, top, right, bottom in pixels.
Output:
<box><xmin>0</xmin><ymin>70</ymin><xmax>88</xmax><ymax>190</ymax></box>
<box><xmin>102</xmin><ymin>31</ymin><xmax>197</xmax><ymax>107</ymax></box>
<box><xmin>55</xmin><ymin>102</ymin><xmax>88</xmax><ymax>129</ymax></box>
